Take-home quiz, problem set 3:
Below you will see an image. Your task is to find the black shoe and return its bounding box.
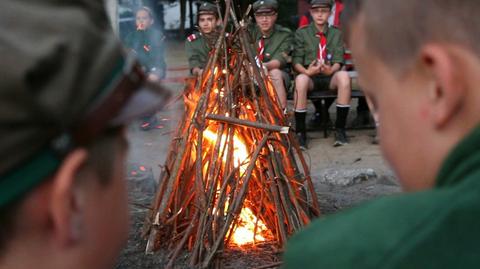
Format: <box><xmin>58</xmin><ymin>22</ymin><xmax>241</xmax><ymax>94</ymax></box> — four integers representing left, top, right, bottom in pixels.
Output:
<box><xmin>297</xmin><ymin>133</ymin><xmax>308</xmax><ymax>150</ymax></box>
<box><xmin>333</xmin><ymin>129</ymin><xmax>349</xmax><ymax>147</ymax></box>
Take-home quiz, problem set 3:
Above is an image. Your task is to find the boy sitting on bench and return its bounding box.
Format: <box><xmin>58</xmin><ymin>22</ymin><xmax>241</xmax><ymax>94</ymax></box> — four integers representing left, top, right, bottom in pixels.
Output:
<box><xmin>293</xmin><ymin>0</ymin><xmax>352</xmax><ymax>149</ymax></box>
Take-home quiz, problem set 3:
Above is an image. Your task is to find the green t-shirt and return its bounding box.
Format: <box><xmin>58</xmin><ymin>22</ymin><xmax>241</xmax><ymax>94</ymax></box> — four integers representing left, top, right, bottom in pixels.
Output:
<box><xmin>124</xmin><ymin>28</ymin><xmax>166</xmax><ymax>76</ymax></box>
<box><xmin>249</xmin><ymin>24</ymin><xmax>293</xmax><ymax>69</ymax></box>
<box><xmin>185</xmin><ymin>32</ymin><xmax>214</xmax><ymax>71</ymax></box>
<box><xmin>292</xmin><ymin>22</ymin><xmax>344</xmax><ymax>67</ymax></box>
<box><xmin>284</xmin><ymin>125</ymin><xmax>480</xmax><ymax>268</ymax></box>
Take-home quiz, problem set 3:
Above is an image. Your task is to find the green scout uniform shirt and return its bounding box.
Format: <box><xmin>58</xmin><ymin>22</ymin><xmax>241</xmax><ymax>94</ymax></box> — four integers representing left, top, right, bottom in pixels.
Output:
<box><xmin>292</xmin><ymin>22</ymin><xmax>344</xmax><ymax>68</ymax></box>
<box><xmin>250</xmin><ymin>24</ymin><xmax>293</xmax><ymax>69</ymax></box>
<box><xmin>185</xmin><ymin>32</ymin><xmax>213</xmax><ymax>71</ymax></box>
<box><xmin>124</xmin><ymin>28</ymin><xmax>166</xmax><ymax>75</ymax></box>
<box><xmin>284</xmin><ymin>125</ymin><xmax>480</xmax><ymax>268</ymax></box>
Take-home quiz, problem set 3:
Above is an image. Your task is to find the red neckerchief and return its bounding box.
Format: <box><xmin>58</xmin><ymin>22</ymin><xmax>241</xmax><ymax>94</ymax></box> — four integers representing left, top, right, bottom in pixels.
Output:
<box><xmin>316</xmin><ymin>32</ymin><xmax>327</xmax><ymax>64</ymax></box>
<box><xmin>257</xmin><ymin>37</ymin><xmax>265</xmax><ymax>62</ymax></box>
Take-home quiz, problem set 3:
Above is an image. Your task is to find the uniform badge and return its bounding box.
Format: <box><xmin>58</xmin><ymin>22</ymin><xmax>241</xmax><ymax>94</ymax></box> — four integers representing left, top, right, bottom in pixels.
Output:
<box><xmin>187</xmin><ymin>34</ymin><xmax>197</xmax><ymax>42</ymax></box>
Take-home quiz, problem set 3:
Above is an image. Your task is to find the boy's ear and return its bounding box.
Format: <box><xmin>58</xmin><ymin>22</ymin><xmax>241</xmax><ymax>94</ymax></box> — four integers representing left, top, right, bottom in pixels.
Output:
<box><xmin>48</xmin><ymin>148</ymin><xmax>89</xmax><ymax>247</ymax></box>
<box><xmin>419</xmin><ymin>44</ymin><xmax>464</xmax><ymax>129</ymax></box>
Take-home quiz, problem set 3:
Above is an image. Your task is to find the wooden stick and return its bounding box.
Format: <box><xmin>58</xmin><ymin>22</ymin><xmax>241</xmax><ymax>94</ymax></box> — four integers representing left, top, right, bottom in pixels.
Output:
<box><xmin>202</xmin><ymin>134</ymin><xmax>270</xmax><ymax>268</ymax></box>
<box><xmin>207</xmin><ymin>114</ymin><xmax>289</xmax><ymax>134</ymax></box>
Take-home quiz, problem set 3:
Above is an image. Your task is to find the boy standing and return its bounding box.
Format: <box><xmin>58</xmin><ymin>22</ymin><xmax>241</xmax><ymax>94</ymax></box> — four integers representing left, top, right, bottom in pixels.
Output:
<box><xmin>185</xmin><ymin>2</ymin><xmax>219</xmax><ymax>76</ymax></box>
<box><xmin>250</xmin><ymin>0</ymin><xmax>293</xmax><ymax>109</ymax></box>
<box><xmin>293</xmin><ymin>0</ymin><xmax>351</xmax><ymax>149</ymax></box>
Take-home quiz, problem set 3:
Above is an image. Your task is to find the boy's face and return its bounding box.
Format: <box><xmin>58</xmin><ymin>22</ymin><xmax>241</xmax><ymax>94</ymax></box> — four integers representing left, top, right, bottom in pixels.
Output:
<box><xmin>254</xmin><ymin>12</ymin><xmax>278</xmax><ymax>34</ymax></box>
<box><xmin>310</xmin><ymin>7</ymin><xmax>331</xmax><ymax>28</ymax></box>
<box><xmin>198</xmin><ymin>14</ymin><xmax>218</xmax><ymax>34</ymax></box>
<box><xmin>349</xmin><ymin>17</ymin><xmax>437</xmax><ymax>190</ymax></box>
<box><xmin>136</xmin><ymin>10</ymin><xmax>153</xmax><ymax>30</ymax></box>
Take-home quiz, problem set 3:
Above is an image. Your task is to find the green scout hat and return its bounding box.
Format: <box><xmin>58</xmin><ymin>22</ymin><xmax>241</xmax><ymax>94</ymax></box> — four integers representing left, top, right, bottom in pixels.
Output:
<box><xmin>0</xmin><ymin>0</ymin><xmax>171</xmax><ymax>207</ymax></box>
<box><xmin>310</xmin><ymin>0</ymin><xmax>333</xmax><ymax>9</ymax></box>
<box><xmin>198</xmin><ymin>2</ymin><xmax>218</xmax><ymax>16</ymax></box>
<box><xmin>253</xmin><ymin>0</ymin><xmax>278</xmax><ymax>14</ymax></box>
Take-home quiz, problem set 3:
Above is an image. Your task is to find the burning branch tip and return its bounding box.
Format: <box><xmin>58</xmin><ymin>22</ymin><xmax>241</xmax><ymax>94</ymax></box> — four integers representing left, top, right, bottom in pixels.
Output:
<box><xmin>154</xmin><ymin>212</ymin><xmax>160</xmax><ymax>225</ymax></box>
<box><xmin>280</xmin><ymin>127</ymin><xmax>290</xmax><ymax>134</ymax></box>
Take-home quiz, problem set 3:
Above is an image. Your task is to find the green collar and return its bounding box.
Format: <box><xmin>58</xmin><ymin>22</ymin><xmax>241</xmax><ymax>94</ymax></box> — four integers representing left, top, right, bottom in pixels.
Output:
<box><xmin>436</xmin><ymin>124</ymin><xmax>480</xmax><ymax>187</ymax></box>
<box><xmin>255</xmin><ymin>24</ymin><xmax>278</xmax><ymax>39</ymax></box>
<box><xmin>308</xmin><ymin>22</ymin><xmax>329</xmax><ymax>36</ymax></box>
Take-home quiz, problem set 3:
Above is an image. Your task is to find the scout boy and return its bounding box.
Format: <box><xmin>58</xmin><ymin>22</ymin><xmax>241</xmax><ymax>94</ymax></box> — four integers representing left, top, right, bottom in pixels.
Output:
<box><xmin>250</xmin><ymin>0</ymin><xmax>294</xmax><ymax>110</ymax></box>
<box><xmin>284</xmin><ymin>0</ymin><xmax>480</xmax><ymax>267</ymax></box>
<box><xmin>185</xmin><ymin>1</ymin><xmax>220</xmax><ymax>76</ymax></box>
<box><xmin>124</xmin><ymin>6</ymin><xmax>167</xmax><ymax>130</ymax></box>
<box><xmin>292</xmin><ymin>0</ymin><xmax>352</xmax><ymax>149</ymax></box>
<box><xmin>124</xmin><ymin>6</ymin><xmax>167</xmax><ymax>80</ymax></box>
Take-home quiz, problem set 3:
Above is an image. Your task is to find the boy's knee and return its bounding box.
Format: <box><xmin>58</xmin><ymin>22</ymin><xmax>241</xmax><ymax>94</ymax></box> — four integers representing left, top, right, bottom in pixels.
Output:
<box><xmin>336</xmin><ymin>71</ymin><xmax>351</xmax><ymax>88</ymax></box>
<box><xmin>269</xmin><ymin>69</ymin><xmax>283</xmax><ymax>81</ymax></box>
<box><xmin>295</xmin><ymin>74</ymin><xmax>309</xmax><ymax>85</ymax></box>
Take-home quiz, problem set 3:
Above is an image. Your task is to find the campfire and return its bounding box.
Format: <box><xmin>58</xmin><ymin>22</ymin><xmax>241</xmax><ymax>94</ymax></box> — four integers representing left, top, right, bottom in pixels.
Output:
<box><xmin>144</xmin><ymin>2</ymin><xmax>320</xmax><ymax>268</ymax></box>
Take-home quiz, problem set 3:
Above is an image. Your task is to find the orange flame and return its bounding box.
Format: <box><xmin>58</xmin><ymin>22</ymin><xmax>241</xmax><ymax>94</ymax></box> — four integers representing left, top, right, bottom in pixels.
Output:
<box><xmin>203</xmin><ymin>129</ymin><xmax>249</xmax><ymax>174</ymax></box>
<box><xmin>229</xmin><ymin>206</ymin><xmax>272</xmax><ymax>246</ymax></box>
<box><xmin>203</xmin><ymin>129</ymin><xmax>273</xmax><ymax>246</ymax></box>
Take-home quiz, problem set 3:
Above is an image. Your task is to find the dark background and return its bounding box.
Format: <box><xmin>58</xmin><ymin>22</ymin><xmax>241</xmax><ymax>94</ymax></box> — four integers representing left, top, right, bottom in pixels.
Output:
<box><xmin>118</xmin><ymin>0</ymin><xmax>300</xmax><ymax>40</ymax></box>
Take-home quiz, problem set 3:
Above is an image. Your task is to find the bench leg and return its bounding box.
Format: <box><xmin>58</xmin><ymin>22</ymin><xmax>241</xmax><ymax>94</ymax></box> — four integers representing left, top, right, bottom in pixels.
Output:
<box><xmin>321</xmin><ymin>99</ymin><xmax>329</xmax><ymax>138</ymax></box>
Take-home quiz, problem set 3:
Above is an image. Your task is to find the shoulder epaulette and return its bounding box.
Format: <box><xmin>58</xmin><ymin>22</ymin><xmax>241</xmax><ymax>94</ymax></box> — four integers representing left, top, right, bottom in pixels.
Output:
<box><xmin>187</xmin><ymin>34</ymin><xmax>198</xmax><ymax>42</ymax></box>
<box><xmin>279</xmin><ymin>26</ymin><xmax>292</xmax><ymax>33</ymax></box>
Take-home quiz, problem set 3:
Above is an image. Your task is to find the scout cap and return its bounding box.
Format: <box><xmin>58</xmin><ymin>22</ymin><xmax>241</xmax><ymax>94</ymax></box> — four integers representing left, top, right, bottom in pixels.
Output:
<box><xmin>310</xmin><ymin>0</ymin><xmax>333</xmax><ymax>9</ymax></box>
<box><xmin>0</xmin><ymin>0</ymin><xmax>171</xmax><ymax>207</ymax></box>
<box><xmin>253</xmin><ymin>0</ymin><xmax>279</xmax><ymax>14</ymax></box>
<box><xmin>198</xmin><ymin>2</ymin><xmax>218</xmax><ymax>16</ymax></box>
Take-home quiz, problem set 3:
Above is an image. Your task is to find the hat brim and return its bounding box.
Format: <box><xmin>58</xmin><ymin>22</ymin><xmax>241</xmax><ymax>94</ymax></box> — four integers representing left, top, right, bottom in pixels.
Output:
<box><xmin>110</xmin><ymin>79</ymin><xmax>171</xmax><ymax>126</ymax></box>
<box><xmin>254</xmin><ymin>8</ymin><xmax>277</xmax><ymax>14</ymax></box>
<box><xmin>198</xmin><ymin>11</ymin><xmax>217</xmax><ymax>16</ymax></box>
<box><xmin>311</xmin><ymin>4</ymin><xmax>332</xmax><ymax>9</ymax></box>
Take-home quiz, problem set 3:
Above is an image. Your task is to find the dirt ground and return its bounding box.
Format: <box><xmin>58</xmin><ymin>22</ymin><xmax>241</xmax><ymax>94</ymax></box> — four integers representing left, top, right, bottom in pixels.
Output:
<box><xmin>114</xmin><ymin>40</ymin><xmax>402</xmax><ymax>269</ymax></box>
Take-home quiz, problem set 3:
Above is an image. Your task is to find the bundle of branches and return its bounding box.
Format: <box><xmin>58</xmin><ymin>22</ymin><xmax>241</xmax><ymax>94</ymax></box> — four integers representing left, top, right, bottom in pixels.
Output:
<box><xmin>144</xmin><ymin>1</ymin><xmax>320</xmax><ymax>268</ymax></box>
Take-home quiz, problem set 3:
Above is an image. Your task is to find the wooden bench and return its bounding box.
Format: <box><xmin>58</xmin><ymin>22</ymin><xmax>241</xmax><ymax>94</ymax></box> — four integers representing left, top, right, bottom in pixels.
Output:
<box><xmin>288</xmin><ymin>71</ymin><xmax>364</xmax><ymax>138</ymax></box>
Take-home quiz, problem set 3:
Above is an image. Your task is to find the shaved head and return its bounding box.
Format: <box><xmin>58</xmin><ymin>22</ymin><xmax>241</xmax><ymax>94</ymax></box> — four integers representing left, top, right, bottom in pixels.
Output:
<box><xmin>343</xmin><ymin>0</ymin><xmax>480</xmax><ymax>75</ymax></box>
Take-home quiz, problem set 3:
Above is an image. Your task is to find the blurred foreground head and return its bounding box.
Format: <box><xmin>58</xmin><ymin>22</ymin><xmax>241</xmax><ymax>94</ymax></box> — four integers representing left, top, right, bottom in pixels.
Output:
<box><xmin>0</xmin><ymin>0</ymin><xmax>170</xmax><ymax>268</ymax></box>
<box><xmin>342</xmin><ymin>0</ymin><xmax>480</xmax><ymax>190</ymax></box>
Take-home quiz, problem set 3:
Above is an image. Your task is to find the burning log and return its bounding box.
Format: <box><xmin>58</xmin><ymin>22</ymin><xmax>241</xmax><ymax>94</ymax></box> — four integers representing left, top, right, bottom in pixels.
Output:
<box><xmin>206</xmin><ymin>114</ymin><xmax>290</xmax><ymax>134</ymax></box>
<box><xmin>144</xmin><ymin>1</ymin><xmax>320</xmax><ymax>268</ymax></box>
